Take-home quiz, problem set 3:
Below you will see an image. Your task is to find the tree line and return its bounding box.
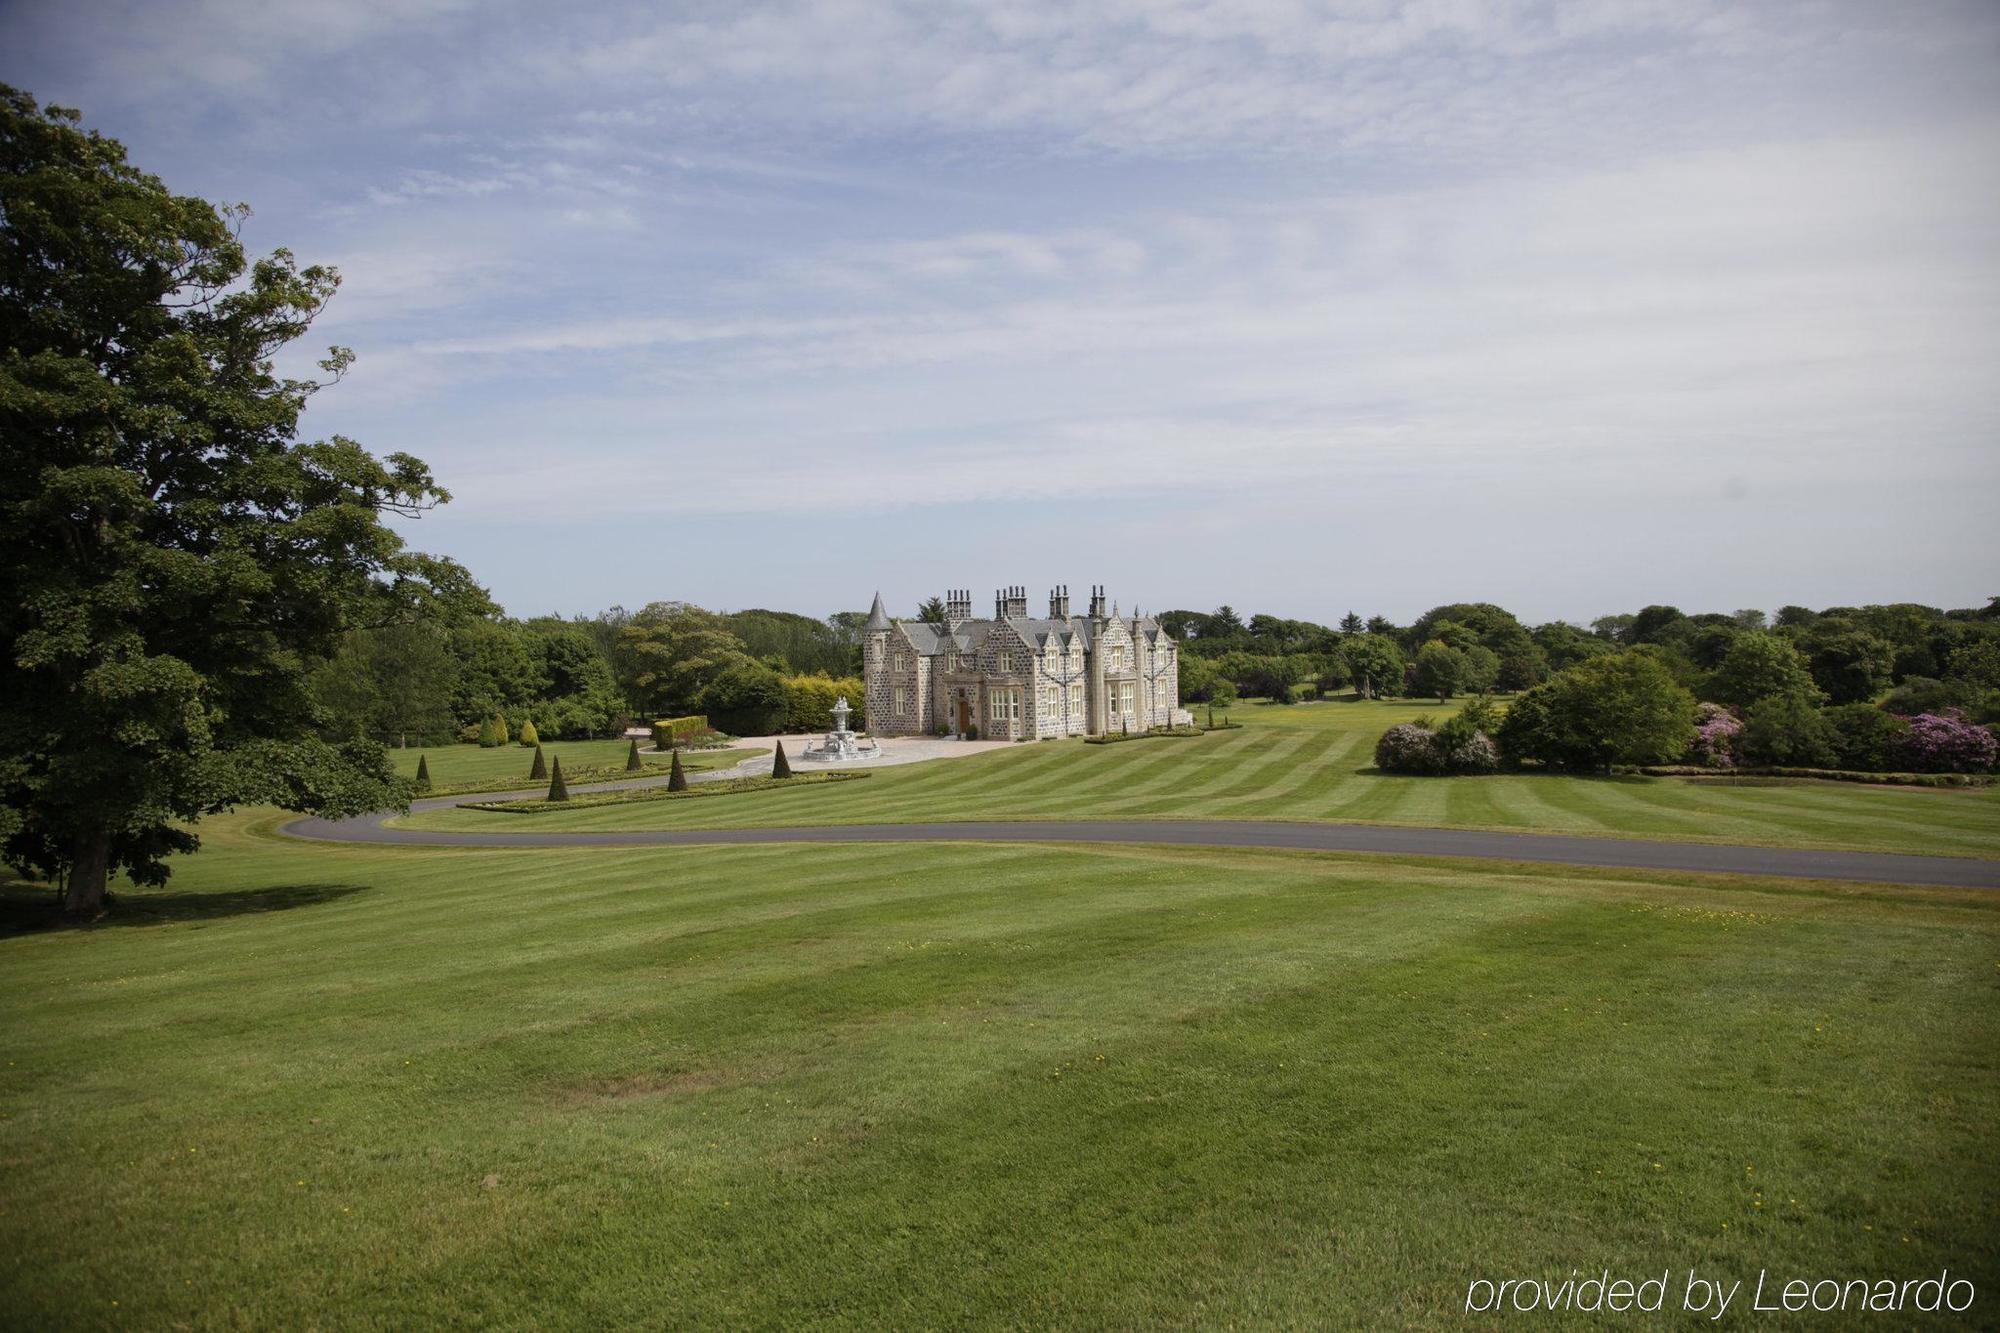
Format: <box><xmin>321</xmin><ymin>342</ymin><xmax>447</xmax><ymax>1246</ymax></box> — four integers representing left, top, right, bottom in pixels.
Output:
<box><xmin>309</xmin><ymin>602</ymin><xmax>872</xmax><ymax>747</ymax></box>
<box><xmin>1161</xmin><ymin>598</ymin><xmax>2000</xmax><ymax>722</ymax></box>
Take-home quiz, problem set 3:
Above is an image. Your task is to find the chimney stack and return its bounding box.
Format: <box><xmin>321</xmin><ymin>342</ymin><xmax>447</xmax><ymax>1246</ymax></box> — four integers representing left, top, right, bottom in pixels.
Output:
<box><xmin>1049</xmin><ymin>585</ymin><xmax>1070</xmax><ymax>619</ymax></box>
<box><xmin>945</xmin><ymin>589</ymin><xmax>971</xmax><ymax>627</ymax></box>
<box><xmin>1088</xmin><ymin>585</ymin><xmax>1107</xmax><ymax>619</ymax></box>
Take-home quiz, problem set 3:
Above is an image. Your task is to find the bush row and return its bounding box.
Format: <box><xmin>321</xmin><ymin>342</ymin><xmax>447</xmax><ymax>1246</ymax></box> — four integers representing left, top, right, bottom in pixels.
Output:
<box><xmin>1629</xmin><ymin>766</ymin><xmax>1993</xmax><ymax>788</ymax></box>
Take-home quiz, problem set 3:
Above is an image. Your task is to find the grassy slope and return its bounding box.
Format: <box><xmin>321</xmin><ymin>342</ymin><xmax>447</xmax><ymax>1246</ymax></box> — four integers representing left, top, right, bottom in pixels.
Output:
<box><xmin>392</xmin><ymin>739</ymin><xmax>761</xmax><ymax>789</ymax></box>
<box><xmin>2</xmin><ymin>813</ymin><xmax>1995</xmax><ymax>1326</ymax></box>
<box><xmin>401</xmin><ymin>700</ymin><xmax>2000</xmax><ymax>858</ymax></box>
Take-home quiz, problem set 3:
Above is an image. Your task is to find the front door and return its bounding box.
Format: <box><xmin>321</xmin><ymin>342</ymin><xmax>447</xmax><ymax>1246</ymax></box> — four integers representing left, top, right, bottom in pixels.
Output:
<box><xmin>956</xmin><ymin>697</ymin><xmax>971</xmax><ymax>734</ymax></box>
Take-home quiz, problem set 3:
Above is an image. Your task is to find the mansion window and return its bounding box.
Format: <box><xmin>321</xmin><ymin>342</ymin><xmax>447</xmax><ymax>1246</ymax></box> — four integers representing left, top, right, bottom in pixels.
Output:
<box><xmin>996</xmin><ymin>650</ymin><xmax>1015</xmax><ymax>672</ymax></box>
<box><xmin>1039</xmin><ymin>686</ymin><xmax>1058</xmax><ymax>717</ymax></box>
<box><xmin>893</xmin><ymin>653</ymin><xmax>909</xmax><ymax>671</ymax></box>
<box><xmin>1117</xmin><ymin>681</ymin><xmax>1136</xmax><ymax>714</ymax></box>
<box><xmin>895</xmin><ymin>685</ymin><xmax>909</xmax><ymax>715</ymax></box>
<box><xmin>1109</xmin><ymin>646</ymin><xmax>1127</xmax><ymax>670</ymax></box>
<box><xmin>989</xmin><ymin>688</ymin><xmax>1021</xmax><ymax>723</ymax></box>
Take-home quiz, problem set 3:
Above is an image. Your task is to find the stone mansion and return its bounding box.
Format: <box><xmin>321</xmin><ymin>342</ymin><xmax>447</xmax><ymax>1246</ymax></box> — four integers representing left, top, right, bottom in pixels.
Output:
<box><xmin>862</xmin><ymin>585</ymin><xmax>1184</xmax><ymax>740</ymax></box>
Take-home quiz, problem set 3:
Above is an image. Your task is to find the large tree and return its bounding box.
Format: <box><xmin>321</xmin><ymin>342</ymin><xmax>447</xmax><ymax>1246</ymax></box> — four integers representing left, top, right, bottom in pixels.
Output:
<box><xmin>616</xmin><ymin>602</ymin><xmax>752</xmax><ymax>715</ymax></box>
<box><xmin>0</xmin><ymin>88</ymin><xmax>469</xmax><ymax>913</ymax></box>
<box><xmin>1703</xmin><ymin>633</ymin><xmax>1819</xmax><ymax>711</ymax></box>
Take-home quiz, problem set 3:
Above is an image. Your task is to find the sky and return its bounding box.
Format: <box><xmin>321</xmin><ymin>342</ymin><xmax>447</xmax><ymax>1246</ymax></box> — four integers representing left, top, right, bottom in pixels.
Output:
<box><xmin>5</xmin><ymin>0</ymin><xmax>1998</xmax><ymax>627</ymax></box>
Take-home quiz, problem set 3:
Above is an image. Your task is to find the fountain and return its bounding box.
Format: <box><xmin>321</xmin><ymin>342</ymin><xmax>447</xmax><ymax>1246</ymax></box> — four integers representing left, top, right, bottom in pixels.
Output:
<box><xmin>799</xmin><ymin>695</ymin><xmax>881</xmax><ymax>763</ymax></box>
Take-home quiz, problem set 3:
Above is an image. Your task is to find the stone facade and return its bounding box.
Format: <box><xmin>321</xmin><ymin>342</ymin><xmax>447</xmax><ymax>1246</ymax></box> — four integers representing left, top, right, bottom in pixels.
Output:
<box><xmin>862</xmin><ymin>586</ymin><xmax>1184</xmax><ymax>741</ymax></box>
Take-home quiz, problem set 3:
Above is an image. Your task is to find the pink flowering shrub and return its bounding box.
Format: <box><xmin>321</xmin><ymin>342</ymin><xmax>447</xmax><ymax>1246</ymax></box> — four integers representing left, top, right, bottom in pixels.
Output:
<box><xmin>1890</xmin><ymin>710</ymin><xmax>1999</xmax><ymax>773</ymax></box>
<box><xmin>1682</xmin><ymin>702</ymin><xmax>1743</xmax><ymax>768</ymax></box>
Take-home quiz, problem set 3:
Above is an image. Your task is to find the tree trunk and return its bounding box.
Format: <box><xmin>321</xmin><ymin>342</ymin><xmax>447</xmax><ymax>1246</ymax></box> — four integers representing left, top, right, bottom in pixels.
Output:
<box><xmin>65</xmin><ymin>830</ymin><xmax>111</xmax><ymax>916</ymax></box>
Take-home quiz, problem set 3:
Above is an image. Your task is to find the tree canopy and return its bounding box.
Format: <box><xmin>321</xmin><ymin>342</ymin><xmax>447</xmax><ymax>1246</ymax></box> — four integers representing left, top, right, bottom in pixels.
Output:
<box><xmin>0</xmin><ymin>86</ymin><xmax>474</xmax><ymax>912</ymax></box>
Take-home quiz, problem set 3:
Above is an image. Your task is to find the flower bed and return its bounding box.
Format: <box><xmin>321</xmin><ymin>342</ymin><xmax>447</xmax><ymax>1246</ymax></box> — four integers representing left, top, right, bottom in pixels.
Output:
<box><xmin>464</xmin><ymin>771</ymin><xmax>869</xmax><ymax>813</ymax></box>
<box><xmin>1084</xmin><ymin>726</ymin><xmax>1207</xmax><ymax>745</ymax></box>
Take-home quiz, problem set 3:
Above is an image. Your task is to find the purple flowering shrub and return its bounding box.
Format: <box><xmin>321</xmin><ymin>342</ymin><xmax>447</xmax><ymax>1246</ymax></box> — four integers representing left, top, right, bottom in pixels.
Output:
<box><xmin>1374</xmin><ymin>718</ymin><xmax>1499</xmax><ymax>775</ymax></box>
<box><xmin>1890</xmin><ymin>710</ymin><xmax>1999</xmax><ymax>773</ymax></box>
<box><xmin>1375</xmin><ymin>723</ymin><xmax>1443</xmax><ymax>774</ymax></box>
<box><xmin>1682</xmin><ymin>702</ymin><xmax>1742</xmax><ymax>768</ymax></box>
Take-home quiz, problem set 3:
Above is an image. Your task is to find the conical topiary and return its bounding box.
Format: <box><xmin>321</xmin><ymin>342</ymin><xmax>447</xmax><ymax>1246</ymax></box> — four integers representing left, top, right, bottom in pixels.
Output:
<box><xmin>529</xmin><ymin>744</ymin><xmax>548</xmax><ymax>781</ymax></box>
<box><xmin>546</xmin><ymin>756</ymin><xmax>569</xmax><ymax>802</ymax></box>
<box><xmin>667</xmin><ymin>749</ymin><xmax>688</xmax><ymax>792</ymax></box>
<box><xmin>414</xmin><ymin>754</ymin><xmax>431</xmax><ymax>791</ymax></box>
<box><xmin>518</xmin><ymin>719</ymin><xmax>539</xmax><ymax>748</ymax></box>
<box><xmin>772</xmin><ymin>739</ymin><xmax>792</xmax><ymax>779</ymax></box>
<box><xmin>626</xmin><ymin>737</ymin><xmax>643</xmax><ymax>772</ymax></box>
<box><xmin>493</xmin><ymin>714</ymin><xmax>511</xmax><ymax>745</ymax></box>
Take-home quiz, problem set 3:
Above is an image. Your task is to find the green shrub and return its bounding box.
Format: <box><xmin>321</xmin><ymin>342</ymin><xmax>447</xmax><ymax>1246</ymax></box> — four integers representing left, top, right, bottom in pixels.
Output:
<box><xmin>698</xmin><ymin>662</ymin><xmax>787</xmax><ymax>736</ymax></box>
<box><xmin>1823</xmin><ymin>703</ymin><xmax>1909</xmax><ymax>772</ymax></box>
<box><xmin>518</xmin><ymin>719</ymin><xmax>539</xmax><ymax>747</ymax></box>
<box><xmin>1498</xmin><ymin>652</ymin><xmax>1696</xmax><ymax>771</ymax></box>
<box><xmin>626</xmin><ymin>738</ymin><xmax>643</xmax><ymax>772</ymax></box>
<box><xmin>667</xmin><ymin>750</ymin><xmax>687</xmax><ymax>792</ymax></box>
<box><xmin>476</xmin><ymin>716</ymin><xmax>504</xmax><ymax>748</ymax></box>
<box><xmin>414</xmin><ymin>755</ymin><xmax>431</xmax><ymax>791</ymax></box>
<box><xmin>546</xmin><ymin>756</ymin><xmax>568</xmax><ymax>802</ymax></box>
<box><xmin>1739</xmin><ymin>692</ymin><xmax>1837</xmax><ymax>767</ymax></box>
<box><xmin>528</xmin><ymin>744</ymin><xmax>547</xmax><ymax>781</ymax></box>
<box><xmin>772</xmin><ymin>739</ymin><xmax>792</xmax><ymax>779</ymax></box>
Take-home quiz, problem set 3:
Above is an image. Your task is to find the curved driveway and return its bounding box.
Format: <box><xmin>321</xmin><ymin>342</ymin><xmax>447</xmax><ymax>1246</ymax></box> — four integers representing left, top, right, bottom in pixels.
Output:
<box><xmin>282</xmin><ymin>778</ymin><xmax>2000</xmax><ymax>889</ymax></box>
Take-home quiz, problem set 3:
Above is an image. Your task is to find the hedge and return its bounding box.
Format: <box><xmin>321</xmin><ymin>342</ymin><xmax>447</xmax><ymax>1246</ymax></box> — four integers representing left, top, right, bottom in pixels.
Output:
<box><xmin>780</xmin><ymin>674</ymin><xmax>866</xmax><ymax>732</ymax></box>
<box><xmin>1629</xmin><ymin>765</ymin><xmax>1994</xmax><ymax>789</ymax></box>
<box><xmin>651</xmin><ymin>714</ymin><xmax>709</xmax><ymax>747</ymax></box>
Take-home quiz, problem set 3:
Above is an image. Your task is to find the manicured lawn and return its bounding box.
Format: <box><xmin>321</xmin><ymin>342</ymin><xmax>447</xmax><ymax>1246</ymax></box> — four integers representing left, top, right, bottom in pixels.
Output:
<box><xmin>390</xmin><ymin>738</ymin><xmax>760</xmax><ymax>790</ymax></box>
<box><xmin>2</xmin><ymin>812</ymin><xmax>1995</xmax><ymax>1326</ymax></box>
<box><xmin>400</xmin><ymin>700</ymin><xmax>2000</xmax><ymax>858</ymax></box>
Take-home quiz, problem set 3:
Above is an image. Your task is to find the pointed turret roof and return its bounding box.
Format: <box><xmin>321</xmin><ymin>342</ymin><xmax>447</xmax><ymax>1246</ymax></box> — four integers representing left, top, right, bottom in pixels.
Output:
<box><xmin>863</xmin><ymin>590</ymin><xmax>892</xmax><ymax>632</ymax></box>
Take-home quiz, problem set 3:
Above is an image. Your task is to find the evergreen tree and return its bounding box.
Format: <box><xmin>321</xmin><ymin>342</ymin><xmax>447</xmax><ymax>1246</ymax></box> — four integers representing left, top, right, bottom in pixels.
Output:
<box><xmin>546</xmin><ymin>756</ymin><xmax>568</xmax><ymax>802</ymax></box>
<box><xmin>529</xmin><ymin>744</ymin><xmax>547</xmax><ymax>781</ymax></box>
<box><xmin>772</xmin><ymin>739</ymin><xmax>792</xmax><ymax>778</ymax></box>
<box><xmin>626</xmin><ymin>737</ymin><xmax>643</xmax><ymax>771</ymax></box>
<box><xmin>414</xmin><ymin>755</ymin><xmax>431</xmax><ymax>791</ymax></box>
<box><xmin>667</xmin><ymin>749</ymin><xmax>688</xmax><ymax>792</ymax></box>
<box><xmin>518</xmin><ymin>718</ymin><xmax>539</xmax><ymax>748</ymax></box>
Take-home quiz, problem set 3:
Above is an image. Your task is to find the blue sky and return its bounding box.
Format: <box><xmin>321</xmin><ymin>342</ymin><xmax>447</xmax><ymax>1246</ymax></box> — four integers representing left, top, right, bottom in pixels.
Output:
<box><xmin>6</xmin><ymin>0</ymin><xmax>1998</xmax><ymax>626</ymax></box>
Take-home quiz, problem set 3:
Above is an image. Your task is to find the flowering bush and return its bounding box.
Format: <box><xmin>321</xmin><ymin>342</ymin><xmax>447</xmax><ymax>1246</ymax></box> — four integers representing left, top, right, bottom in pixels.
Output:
<box><xmin>1375</xmin><ymin>722</ymin><xmax>1443</xmax><ymax>774</ymax></box>
<box><xmin>1890</xmin><ymin>710</ymin><xmax>1999</xmax><ymax>773</ymax></box>
<box><xmin>1374</xmin><ymin>718</ymin><xmax>1498</xmax><ymax>775</ymax></box>
<box><xmin>1683</xmin><ymin>702</ymin><xmax>1742</xmax><ymax>768</ymax></box>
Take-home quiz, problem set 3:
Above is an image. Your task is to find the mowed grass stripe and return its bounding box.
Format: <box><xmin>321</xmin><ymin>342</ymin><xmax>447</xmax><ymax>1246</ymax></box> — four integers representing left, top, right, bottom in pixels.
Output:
<box><xmin>396</xmin><ymin>699</ymin><xmax>2000</xmax><ymax>857</ymax></box>
<box><xmin>5</xmin><ymin>822</ymin><xmax>1999</xmax><ymax>1326</ymax></box>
